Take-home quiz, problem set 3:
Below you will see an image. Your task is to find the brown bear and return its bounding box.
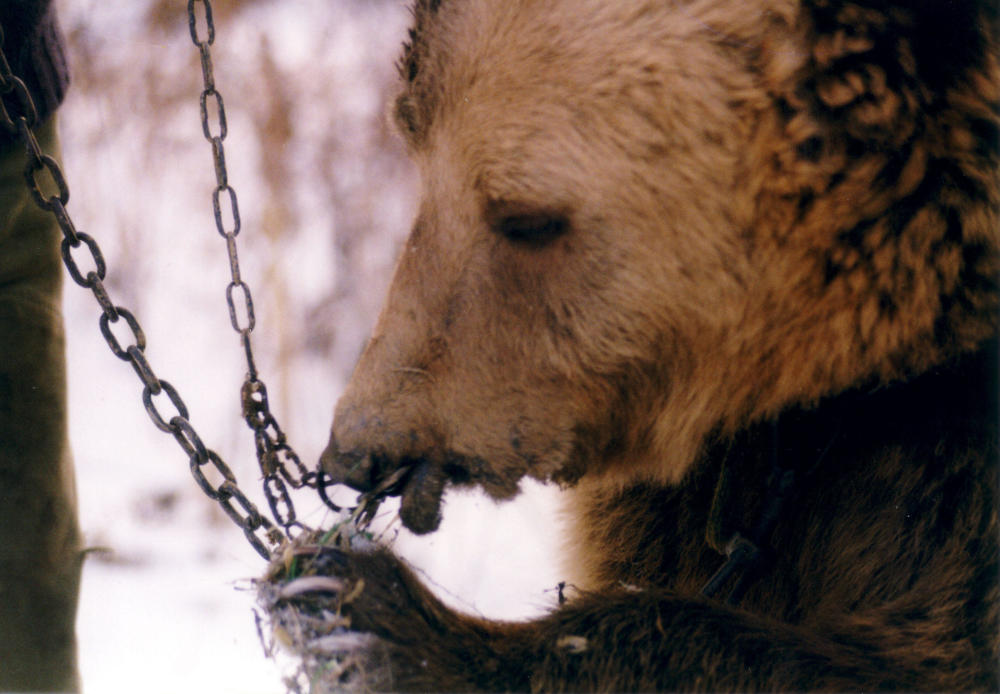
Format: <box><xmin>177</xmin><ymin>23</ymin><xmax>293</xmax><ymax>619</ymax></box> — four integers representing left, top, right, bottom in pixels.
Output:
<box><xmin>314</xmin><ymin>0</ymin><xmax>999</xmax><ymax>690</ymax></box>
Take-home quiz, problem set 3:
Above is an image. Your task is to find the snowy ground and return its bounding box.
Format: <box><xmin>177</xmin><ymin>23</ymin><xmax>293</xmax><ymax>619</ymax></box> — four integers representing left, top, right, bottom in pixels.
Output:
<box><xmin>56</xmin><ymin>1</ymin><xmax>565</xmax><ymax>691</ymax></box>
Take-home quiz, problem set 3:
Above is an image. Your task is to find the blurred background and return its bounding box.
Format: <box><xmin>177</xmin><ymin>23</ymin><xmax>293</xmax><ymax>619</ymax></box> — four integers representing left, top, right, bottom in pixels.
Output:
<box><xmin>57</xmin><ymin>0</ymin><xmax>564</xmax><ymax>691</ymax></box>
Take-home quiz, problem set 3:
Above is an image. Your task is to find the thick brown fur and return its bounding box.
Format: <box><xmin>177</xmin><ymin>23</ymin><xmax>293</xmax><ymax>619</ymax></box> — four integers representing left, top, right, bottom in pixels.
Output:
<box><xmin>318</xmin><ymin>0</ymin><xmax>1000</xmax><ymax>690</ymax></box>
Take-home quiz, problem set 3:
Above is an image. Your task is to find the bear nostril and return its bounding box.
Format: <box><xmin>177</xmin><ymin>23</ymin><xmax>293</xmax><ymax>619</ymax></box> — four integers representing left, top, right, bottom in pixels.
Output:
<box><xmin>342</xmin><ymin>453</ymin><xmax>377</xmax><ymax>491</ymax></box>
<box><xmin>320</xmin><ymin>438</ymin><xmax>378</xmax><ymax>492</ymax></box>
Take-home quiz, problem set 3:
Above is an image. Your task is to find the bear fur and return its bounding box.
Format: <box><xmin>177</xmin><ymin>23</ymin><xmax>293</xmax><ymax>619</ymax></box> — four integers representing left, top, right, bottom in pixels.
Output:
<box><xmin>317</xmin><ymin>0</ymin><xmax>999</xmax><ymax>690</ymax></box>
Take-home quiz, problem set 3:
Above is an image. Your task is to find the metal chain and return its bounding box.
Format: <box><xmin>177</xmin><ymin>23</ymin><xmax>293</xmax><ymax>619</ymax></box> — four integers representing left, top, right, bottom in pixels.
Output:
<box><xmin>185</xmin><ymin>0</ymin><xmax>345</xmax><ymax>527</ymax></box>
<box><xmin>0</xmin><ymin>1</ymin><xmax>361</xmax><ymax>562</ymax></box>
<box><xmin>0</xmin><ymin>24</ymin><xmax>284</xmax><ymax>560</ymax></box>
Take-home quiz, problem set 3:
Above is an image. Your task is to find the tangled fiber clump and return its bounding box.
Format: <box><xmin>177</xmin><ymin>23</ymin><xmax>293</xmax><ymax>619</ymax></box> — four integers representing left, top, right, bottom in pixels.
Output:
<box><xmin>255</xmin><ymin>522</ymin><xmax>386</xmax><ymax>694</ymax></box>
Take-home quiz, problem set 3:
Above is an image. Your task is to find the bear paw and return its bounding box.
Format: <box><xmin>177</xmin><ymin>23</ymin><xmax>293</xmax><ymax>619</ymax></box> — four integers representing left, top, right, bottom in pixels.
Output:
<box><xmin>260</xmin><ymin>541</ymin><xmax>473</xmax><ymax>692</ymax></box>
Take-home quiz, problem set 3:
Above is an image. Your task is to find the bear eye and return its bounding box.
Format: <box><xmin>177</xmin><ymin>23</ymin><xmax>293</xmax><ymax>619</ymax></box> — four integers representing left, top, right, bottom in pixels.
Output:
<box><xmin>496</xmin><ymin>214</ymin><xmax>569</xmax><ymax>245</ymax></box>
<box><xmin>484</xmin><ymin>199</ymin><xmax>571</xmax><ymax>247</ymax></box>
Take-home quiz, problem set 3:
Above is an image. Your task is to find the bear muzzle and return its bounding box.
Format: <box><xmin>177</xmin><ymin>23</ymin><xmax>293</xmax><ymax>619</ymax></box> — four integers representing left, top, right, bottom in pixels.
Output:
<box><xmin>319</xmin><ymin>434</ymin><xmax>448</xmax><ymax>535</ymax></box>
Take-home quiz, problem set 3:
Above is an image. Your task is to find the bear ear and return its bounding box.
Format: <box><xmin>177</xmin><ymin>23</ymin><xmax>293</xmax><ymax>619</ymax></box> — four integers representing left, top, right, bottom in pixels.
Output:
<box><xmin>398</xmin><ymin>0</ymin><xmax>447</xmax><ymax>84</ymax></box>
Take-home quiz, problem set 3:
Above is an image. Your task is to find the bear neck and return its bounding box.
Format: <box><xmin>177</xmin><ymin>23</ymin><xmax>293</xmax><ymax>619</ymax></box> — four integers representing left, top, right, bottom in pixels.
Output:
<box><xmin>697</xmin><ymin>335</ymin><xmax>997</xmax><ymax>603</ymax></box>
<box><xmin>709</xmin><ymin>335</ymin><xmax>998</xmax><ymax>486</ymax></box>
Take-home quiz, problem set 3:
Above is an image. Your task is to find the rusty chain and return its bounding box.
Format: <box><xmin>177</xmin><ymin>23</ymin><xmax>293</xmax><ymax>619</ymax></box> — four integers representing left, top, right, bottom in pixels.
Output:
<box><xmin>0</xmin><ymin>5</ymin><xmax>350</xmax><ymax>561</ymax></box>
<box><xmin>187</xmin><ymin>0</ymin><xmax>387</xmax><ymax>530</ymax></box>
<box><xmin>0</xmin><ymin>37</ymin><xmax>279</xmax><ymax>558</ymax></box>
<box><xmin>0</xmin><ymin>0</ymin><xmax>382</xmax><ymax>562</ymax></box>
<box><xmin>185</xmin><ymin>0</ymin><xmax>348</xmax><ymax>532</ymax></box>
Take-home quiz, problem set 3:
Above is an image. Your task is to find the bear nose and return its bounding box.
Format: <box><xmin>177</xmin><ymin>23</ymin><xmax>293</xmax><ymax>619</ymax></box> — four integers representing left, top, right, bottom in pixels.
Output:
<box><xmin>319</xmin><ymin>435</ymin><xmax>377</xmax><ymax>492</ymax></box>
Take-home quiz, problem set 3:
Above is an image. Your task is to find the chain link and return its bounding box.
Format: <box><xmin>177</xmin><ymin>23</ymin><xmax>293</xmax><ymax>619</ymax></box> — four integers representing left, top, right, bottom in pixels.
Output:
<box><xmin>0</xmin><ymin>74</ymin><xmax>37</xmax><ymax>132</ymax></box>
<box><xmin>185</xmin><ymin>0</ymin><xmax>347</xmax><ymax>530</ymax></box>
<box><xmin>0</xmin><ymin>23</ymin><xmax>285</xmax><ymax>561</ymax></box>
